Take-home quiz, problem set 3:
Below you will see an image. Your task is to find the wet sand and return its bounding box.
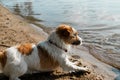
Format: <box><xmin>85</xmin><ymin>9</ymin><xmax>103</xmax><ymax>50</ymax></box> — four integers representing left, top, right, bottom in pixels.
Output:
<box><xmin>0</xmin><ymin>4</ymin><xmax>119</xmax><ymax>80</ymax></box>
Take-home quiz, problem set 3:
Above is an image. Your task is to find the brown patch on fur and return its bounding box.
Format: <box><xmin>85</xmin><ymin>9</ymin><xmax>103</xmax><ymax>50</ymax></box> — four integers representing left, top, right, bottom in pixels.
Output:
<box><xmin>37</xmin><ymin>46</ymin><xmax>59</xmax><ymax>70</ymax></box>
<box><xmin>17</xmin><ymin>43</ymin><xmax>33</xmax><ymax>55</ymax></box>
<box><xmin>56</xmin><ymin>24</ymin><xmax>80</xmax><ymax>44</ymax></box>
<box><xmin>56</xmin><ymin>24</ymin><xmax>73</xmax><ymax>38</ymax></box>
<box><xmin>0</xmin><ymin>51</ymin><xmax>7</xmax><ymax>68</ymax></box>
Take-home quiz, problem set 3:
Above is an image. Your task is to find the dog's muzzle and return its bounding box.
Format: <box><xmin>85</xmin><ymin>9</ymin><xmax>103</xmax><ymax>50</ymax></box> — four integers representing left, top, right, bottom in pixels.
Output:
<box><xmin>72</xmin><ymin>40</ymin><xmax>81</xmax><ymax>45</ymax></box>
<box><xmin>72</xmin><ymin>37</ymin><xmax>82</xmax><ymax>45</ymax></box>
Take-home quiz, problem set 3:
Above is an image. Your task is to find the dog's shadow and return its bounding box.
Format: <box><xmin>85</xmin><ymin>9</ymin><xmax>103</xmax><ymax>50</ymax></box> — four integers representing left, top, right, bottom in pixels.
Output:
<box><xmin>0</xmin><ymin>71</ymin><xmax>89</xmax><ymax>80</ymax></box>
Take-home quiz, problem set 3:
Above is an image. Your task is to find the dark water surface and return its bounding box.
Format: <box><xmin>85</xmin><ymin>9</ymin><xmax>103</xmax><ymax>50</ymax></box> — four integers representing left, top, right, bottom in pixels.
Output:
<box><xmin>1</xmin><ymin>0</ymin><xmax>120</xmax><ymax>69</ymax></box>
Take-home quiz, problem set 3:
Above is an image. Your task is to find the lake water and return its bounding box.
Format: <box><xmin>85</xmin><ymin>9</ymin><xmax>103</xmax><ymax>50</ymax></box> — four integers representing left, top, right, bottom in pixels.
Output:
<box><xmin>1</xmin><ymin>0</ymin><xmax>120</xmax><ymax>68</ymax></box>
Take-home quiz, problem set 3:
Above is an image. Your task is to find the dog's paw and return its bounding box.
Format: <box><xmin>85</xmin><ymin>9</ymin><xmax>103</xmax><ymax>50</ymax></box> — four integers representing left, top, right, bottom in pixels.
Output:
<box><xmin>81</xmin><ymin>66</ymin><xmax>91</xmax><ymax>74</ymax></box>
<box><xmin>77</xmin><ymin>66</ymin><xmax>90</xmax><ymax>73</ymax></box>
<box><xmin>69</xmin><ymin>70</ymin><xmax>76</xmax><ymax>73</ymax></box>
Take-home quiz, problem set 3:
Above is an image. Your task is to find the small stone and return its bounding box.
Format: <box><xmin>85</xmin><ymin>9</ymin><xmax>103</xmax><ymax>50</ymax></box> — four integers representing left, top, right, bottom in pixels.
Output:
<box><xmin>6</xmin><ymin>18</ymin><xmax>9</xmax><ymax>20</ymax></box>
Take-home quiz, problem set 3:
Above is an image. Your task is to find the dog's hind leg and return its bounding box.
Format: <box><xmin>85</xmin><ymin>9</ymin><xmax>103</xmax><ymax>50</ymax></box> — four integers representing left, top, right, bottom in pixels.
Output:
<box><xmin>4</xmin><ymin>59</ymin><xmax>28</xmax><ymax>80</ymax></box>
<box><xmin>9</xmin><ymin>76</ymin><xmax>21</xmax><ymax>80</ymax></box>
<box><xmin>8</xmin><ymin>62</ymin><xmax>27</xmax><ymax>80</ymax></box>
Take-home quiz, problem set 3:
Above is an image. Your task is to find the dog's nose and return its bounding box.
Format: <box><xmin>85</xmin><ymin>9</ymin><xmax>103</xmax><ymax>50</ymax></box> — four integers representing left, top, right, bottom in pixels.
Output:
<box><xmin>76</xmin><ymin>40</ymin><xmax>80</xmax><ymax>45</ymax></box>
<box><xmin>72</xmin><ymin>40</ymin><xmax>81</xmax><ymax>45</ymax></box>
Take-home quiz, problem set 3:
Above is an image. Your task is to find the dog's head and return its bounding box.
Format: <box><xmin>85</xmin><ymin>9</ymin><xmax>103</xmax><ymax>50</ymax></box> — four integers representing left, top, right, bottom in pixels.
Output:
<box><xmin>56</xmin><ymin>24</ymin><xmax>82</xmax><ymax>45</ymax></box>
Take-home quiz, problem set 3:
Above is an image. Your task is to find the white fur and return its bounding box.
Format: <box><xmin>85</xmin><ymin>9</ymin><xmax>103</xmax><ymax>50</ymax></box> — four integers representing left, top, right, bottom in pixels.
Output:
<box><xmin>1</xmin><ymin>28</ymin><xmax>88</xmax><ymax>80</ymax></box>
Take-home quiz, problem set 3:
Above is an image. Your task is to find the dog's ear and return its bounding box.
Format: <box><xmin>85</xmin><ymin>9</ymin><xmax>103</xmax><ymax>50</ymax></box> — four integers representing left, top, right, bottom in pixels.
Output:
<box><xmin>56</xmin><ymin>24</ymin><xmax>71</xmax><ymax>37</ymax></box>
<box><xmin>62</xmin><ymin>29</ymin><xmax>70</xmax><ymax>37</ymax></box>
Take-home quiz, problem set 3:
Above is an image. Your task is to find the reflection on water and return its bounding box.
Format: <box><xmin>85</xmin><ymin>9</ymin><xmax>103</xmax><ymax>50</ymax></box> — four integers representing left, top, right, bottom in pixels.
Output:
<box><xmin>13</xmin><ymin>2</ymin><xmax>33</xmax><ymax>16</ymax></box>
<box><xmin>1</xmin><ymin>0</ymin><xmax>120</xmax><ymax>68</ymax></box>
<box><xmin>1</xmin><ymin>0</ymin><xmax>120</xmax><ymax>29</ymax></box>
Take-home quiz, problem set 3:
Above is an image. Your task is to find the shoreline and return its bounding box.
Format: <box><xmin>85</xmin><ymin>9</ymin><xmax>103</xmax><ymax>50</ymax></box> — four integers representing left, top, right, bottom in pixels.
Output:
<box><xmin>0</xmin><ymin>4</ymin><xmax>120</xmax><ymax>80</ymax></box>
<box><xmin>88</xmin><ymin>44</ymin><xmax>120</xmax><ymax>70</ymax></box>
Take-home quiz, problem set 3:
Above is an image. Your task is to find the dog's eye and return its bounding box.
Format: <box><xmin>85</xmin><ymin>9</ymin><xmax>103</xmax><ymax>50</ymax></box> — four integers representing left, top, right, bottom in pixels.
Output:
<box><xmin>74</xmin><ymin>33</ymin><xmax>77</xmax><ymax>36</ymax></box>
<box><xmin>71</xmin><ymin>34</ymin><xmax>76</xmax><ymax>38</ymax></box>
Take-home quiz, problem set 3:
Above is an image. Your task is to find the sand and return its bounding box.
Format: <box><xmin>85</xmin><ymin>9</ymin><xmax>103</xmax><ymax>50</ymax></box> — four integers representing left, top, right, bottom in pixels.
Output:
<box><xmin>0</xmin><ymin>4</ymin><xmax>119</xmax><ymax>80</ymax></box>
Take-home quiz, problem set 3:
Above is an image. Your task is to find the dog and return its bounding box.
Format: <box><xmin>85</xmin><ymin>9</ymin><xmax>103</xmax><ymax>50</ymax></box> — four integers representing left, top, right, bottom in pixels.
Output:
<box><xmin>0</xmin><ymin>24</ymin><xmax>88</xmax><ymax>80</ymax></box>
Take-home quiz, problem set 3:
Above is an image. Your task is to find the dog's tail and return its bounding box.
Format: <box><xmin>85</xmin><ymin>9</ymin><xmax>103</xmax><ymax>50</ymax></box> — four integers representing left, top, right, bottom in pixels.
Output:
<box><xmin>0</xmin><ymin>51</ymin><xmax>7</xmax><ymax>71</ymax></box>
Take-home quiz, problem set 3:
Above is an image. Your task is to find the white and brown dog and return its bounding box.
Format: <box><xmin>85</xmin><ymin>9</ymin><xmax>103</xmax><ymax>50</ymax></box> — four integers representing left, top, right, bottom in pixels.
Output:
<box><xmin>0</xmin><ymin>25</ymin><xmax>88</xmax><ymax>80</ymax></box>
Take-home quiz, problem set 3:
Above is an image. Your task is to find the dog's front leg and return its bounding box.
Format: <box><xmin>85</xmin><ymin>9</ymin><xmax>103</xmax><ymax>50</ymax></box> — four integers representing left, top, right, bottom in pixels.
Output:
<box><xmin>60</xmin><ymin>55</ymin><xmax>88</xmax><ymax>72</ymax></box>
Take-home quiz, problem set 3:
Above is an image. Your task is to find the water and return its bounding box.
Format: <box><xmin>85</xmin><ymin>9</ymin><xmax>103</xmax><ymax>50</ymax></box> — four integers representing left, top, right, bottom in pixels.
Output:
<box><xmin>0</xmin><ymin>0</ymin><xmax>120</xmax><ymax>68</ymax></box>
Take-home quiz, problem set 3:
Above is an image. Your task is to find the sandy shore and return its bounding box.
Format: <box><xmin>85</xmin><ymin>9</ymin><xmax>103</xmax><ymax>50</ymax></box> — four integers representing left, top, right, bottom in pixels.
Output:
<box><xmin>0</xmin><ymin>4</ymin><xmax>119</xmax><ymax>80</ymax></box>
